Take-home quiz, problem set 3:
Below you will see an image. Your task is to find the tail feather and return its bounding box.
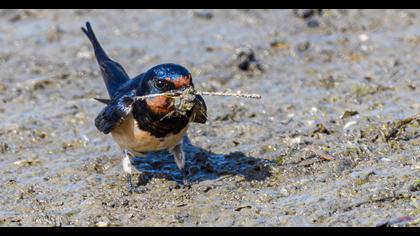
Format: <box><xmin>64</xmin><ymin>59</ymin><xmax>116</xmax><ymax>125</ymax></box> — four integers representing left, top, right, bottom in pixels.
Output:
<box><xmin>81</xmin><ymin>21</ymin><xmax>130</xmax><ymax>98</ymax></box>
<box><xmin>81</xmin><ymin>22</ymin><xmax>108</xmax><ymax>59</ymax></box>
<box><xmin>94</xmin><ymin>97</ymin><xmax>111</xmax><ymax>105</ymax></box>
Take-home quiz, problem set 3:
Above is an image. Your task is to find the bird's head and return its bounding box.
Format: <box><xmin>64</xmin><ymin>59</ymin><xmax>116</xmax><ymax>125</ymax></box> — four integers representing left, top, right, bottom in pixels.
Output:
<box><xmin>137</xmin><ymin>63</ymin><xmax>196</xmax><ymax>117</ymax></box>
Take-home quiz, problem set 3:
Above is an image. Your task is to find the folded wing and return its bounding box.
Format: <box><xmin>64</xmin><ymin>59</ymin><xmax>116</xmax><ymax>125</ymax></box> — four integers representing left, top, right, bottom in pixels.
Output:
<box><xmin>94</xmin><ymin>91</ymin><xmax>136</xmax><ymax>134</ymax></box>
<box><xmin>192</xmin><ymin>95</ymin><xmax>207</xmax><ymax>124</ymax></box>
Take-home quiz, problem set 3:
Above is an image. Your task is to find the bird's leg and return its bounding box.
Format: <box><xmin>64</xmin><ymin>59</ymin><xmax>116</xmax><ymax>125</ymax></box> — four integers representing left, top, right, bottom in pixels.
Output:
<box><xmin>169</xmin><ymin>142</ymin><xmax>190</xmax><ymax>187</ymax></box>
<box><xmin>122</xmin><ymin>150</ymin><xmax>146</xmax><ymax>193</ymax></box>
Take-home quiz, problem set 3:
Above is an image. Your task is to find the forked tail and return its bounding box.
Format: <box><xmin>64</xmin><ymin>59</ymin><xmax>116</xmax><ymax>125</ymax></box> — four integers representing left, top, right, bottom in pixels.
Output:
<box><xmin>81</xmin><ymin>21</ymin><xmax>109</xmax><ymax>60</ymax></box>
<box><xmin>81</xmin><ymin>21</ymin><xmax>130</xmax><ymax>98</ymax></box>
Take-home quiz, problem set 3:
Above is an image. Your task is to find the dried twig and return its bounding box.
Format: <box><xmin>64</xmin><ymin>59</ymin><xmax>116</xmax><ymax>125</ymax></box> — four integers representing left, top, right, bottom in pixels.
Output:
<box><xmin>380</xmin><ymin>113</ymin><xmax>420</xmax><ymax>142</ymax></box>
<box><xmin>134</xmin><ymin>89</ymin><xmax>262</xmax><ymax>101</ymax></box>
<box><xmin>92</xmin><ymin>88</ymin><xmax>261</xmax><ymax>120</ymax></box>
<box><xmin>196</xmin><ymin>91</ymin><xmax>262</xmax><ymax>99</ymax></box>
<box><xmin>305</xmin><ymin>145</ymin><xmax>335</xmax><ymax>161</ymax></box>
<box><xmin>376</xmin><ymin>216</ymin><xmax>415</xmax><ymax>227</ymax></box>
<box><xmin>134</xmin><ymin>92</ymin><xmax>178</xmax><ymax>101</ymax></box>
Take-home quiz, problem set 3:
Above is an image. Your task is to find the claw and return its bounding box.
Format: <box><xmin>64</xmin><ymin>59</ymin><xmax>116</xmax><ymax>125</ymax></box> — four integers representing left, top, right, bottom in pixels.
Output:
<box><xmin>182</xmin><ymin>172</ymin><xmax>190</xmax><ymax>186</ymax></box>
<box><xmin>128</xmin><ymin>185</ymin><xmax>148</xmax><ymax>194</ymax></box>
<box><xmin>182</xmin><ymin>181</ymin><xmax>191</xmax><ymax>189</ymax></box>
<box><xmin>126</xmin><ymin>173</ymin><xmax>148</xmax><ymax>193</ymax></box>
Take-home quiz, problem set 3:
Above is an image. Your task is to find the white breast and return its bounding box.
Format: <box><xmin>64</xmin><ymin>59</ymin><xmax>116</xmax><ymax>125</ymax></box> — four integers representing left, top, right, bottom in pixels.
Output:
<box><xmin>111</xmin><ymin>114</ymin><xmax>188</xmax><ymax>155</ymax></box>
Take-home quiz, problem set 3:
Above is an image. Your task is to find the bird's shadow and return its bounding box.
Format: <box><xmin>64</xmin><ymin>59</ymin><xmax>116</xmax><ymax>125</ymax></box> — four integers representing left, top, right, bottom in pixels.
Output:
<box><xmin>131</xmin><ymin>135</ymin><xmax>272</xmax><ymax>186</ymax></box>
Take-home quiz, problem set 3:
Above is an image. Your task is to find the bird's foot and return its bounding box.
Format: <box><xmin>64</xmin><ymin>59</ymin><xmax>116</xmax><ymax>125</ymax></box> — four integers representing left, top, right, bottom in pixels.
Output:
<box><xmin>128</xmin><ymin>185</ymin><xmax>148</xmax><ymax>194</ymax></box>
<box><xmin>182</xmin><ymin>178</ymin><xmax>191</xmax><ymax>189</ymax></box>
<box><xmin>127</xmin><ymin>173</ymin><xmax>147</xmax><ymax>194</ymax></box>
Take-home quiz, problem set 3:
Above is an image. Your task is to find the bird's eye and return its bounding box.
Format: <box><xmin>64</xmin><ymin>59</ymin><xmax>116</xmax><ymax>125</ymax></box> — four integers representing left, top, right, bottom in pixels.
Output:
<box><xmin>154</xmin><ymin>79</ymin><xmax>167</xmax><ymax>89</ymax></box>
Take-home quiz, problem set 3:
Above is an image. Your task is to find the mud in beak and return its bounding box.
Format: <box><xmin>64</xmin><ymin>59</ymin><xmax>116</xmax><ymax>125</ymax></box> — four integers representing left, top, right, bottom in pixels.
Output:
<box><xmin>171</xmin><ymin>86</ymin><xmax>197</xmax><ymax>115</ymax></box>
<box><xmin>170</xmin><ymin>86</ymin><xmax>207</xmax><ymax>123</ymax></box>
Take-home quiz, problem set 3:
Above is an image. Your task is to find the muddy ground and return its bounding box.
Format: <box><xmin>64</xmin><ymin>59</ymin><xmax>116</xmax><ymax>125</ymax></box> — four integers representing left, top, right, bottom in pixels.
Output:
<box><xmin>0</xmin><ymin>9</ymin><xmax>420</xmax><ymax>226</ymax></box>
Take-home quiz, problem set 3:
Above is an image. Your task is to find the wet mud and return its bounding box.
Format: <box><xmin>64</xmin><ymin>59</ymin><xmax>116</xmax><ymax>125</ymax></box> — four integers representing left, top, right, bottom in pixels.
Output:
<box><xmin>0</xmin><ymin>9</ymin><xmax>419</xmax><ymax>226</ymax></box>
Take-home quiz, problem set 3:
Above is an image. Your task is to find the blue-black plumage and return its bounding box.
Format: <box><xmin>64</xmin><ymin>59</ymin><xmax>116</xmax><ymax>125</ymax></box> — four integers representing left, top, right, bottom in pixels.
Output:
<box><xmin>81</xmin><ymin>21</ymin><xmax>207</xmax><ymax>192</ymax></box>
<box><xmin>81</xmin><ymin>22</ymin><xmax>130</xmax><ymax>98</ymax></box>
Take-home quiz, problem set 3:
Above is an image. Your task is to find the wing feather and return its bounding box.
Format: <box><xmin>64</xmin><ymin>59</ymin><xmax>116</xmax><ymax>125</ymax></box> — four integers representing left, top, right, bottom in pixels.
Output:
<box><xmin>192</xmin><ymin>95</ymin><xmax>207</xmax><ymax>124</ymax></box>
<box><xmin>94</xmin><ymin>92</ymin><xmax>135</xmax><ymax>134</ymax></box>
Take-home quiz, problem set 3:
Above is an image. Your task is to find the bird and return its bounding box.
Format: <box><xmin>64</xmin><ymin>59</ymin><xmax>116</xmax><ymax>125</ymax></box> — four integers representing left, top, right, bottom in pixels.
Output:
<box><xmin>81</xmin><ymin>22</ymin><xmax>207</xmax><ymax>193</ymax></box>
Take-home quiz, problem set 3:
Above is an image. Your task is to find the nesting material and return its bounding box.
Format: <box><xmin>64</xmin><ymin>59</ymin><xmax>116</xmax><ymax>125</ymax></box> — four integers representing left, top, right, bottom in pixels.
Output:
<box><xmin>133</xmin><ymin>87</ymin><xmax>261</xmax><ymax>119</ymax></box>
<box><xmin>164</xmin><ymin>87</ymin><xmax>197</xmax><ymax>119</ymax></box>
<box><xmin>173</xmin><ymin>87</ymin><xmax>197</xmax><ymax>116</ymax></box>
<box><xmin>134</xmin><ymin>88</ymin><xmax>262</xmax><ymax>101</ymax></box>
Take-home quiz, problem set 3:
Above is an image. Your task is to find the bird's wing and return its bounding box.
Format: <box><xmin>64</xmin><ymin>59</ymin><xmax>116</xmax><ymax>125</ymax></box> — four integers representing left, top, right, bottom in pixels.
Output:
<box><xmin>94</xmin><ymin>91</ymin><xmax>136</xmax><ymax>134</ymax></box>
<box><xmin>81</xmin><ymin>21</ymin><xmax>130</xmax><ymax>98</ymax></box>
<box><xmin>192</xmin><ymin>95</ymin><xmax>207</xmax><ymax>124</ymax></box>
<box><xmin>94</xmin><ymin>98</ymin><xmax>111</xmax><ymax>104</ymax></box>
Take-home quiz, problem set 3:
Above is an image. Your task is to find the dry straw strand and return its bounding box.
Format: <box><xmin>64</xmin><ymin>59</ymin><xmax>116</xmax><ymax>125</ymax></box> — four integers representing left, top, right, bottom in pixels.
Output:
<box><xmin>196</xmin><ymin>91</ymin><xmax>261</xmax><ymax>99</ymax></box>
<box><xmin>134</xmin><ymin>90</ymin><xmax>262</xmax><ymax>101</ymax></box>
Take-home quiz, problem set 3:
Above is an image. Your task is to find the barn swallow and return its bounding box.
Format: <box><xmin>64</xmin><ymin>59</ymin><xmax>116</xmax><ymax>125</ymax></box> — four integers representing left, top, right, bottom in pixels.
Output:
<box><xmin>81</xmin><ymin>22</ymin><xmax>207</xmax><ymax>193</ymax></box>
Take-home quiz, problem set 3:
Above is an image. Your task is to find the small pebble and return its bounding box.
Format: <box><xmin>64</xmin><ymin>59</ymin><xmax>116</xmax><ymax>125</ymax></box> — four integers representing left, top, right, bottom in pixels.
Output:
<box><xmin>343</xmin><ymin>120</ymin><xmax>357</xmax><ymax>130</ymax></box>
<box><xmin>296</xmin><ymin>41</ymin><xmax>310</xmax><ymax>52</ymax></box>
<box><xmin>307</xmin><ymin>19</ymin><xmax>319</xmax><ymax>28</ymax></box>
<box><xmin>95</xmin><ymin>221</ymin><xmax>108</xmax><ymax>227</ymax></box>
<box><xmin>280</xmin><ymin>188</ymin><xmax>289</xmax><ymax>197</ymax></box>
<box><xmin>361</xmin><ymin>45</ymin><xmax>368</xmax><ymax>51</ymax></box>
<box><xmin>193</xmin><ymin>10</ymin><xmax>213</xmax><ymax>19</ymax></box>
<box><xmin>359</xmin><ymin>34</ymin><xmax>369</xmax><ymax>42</ymax></box>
